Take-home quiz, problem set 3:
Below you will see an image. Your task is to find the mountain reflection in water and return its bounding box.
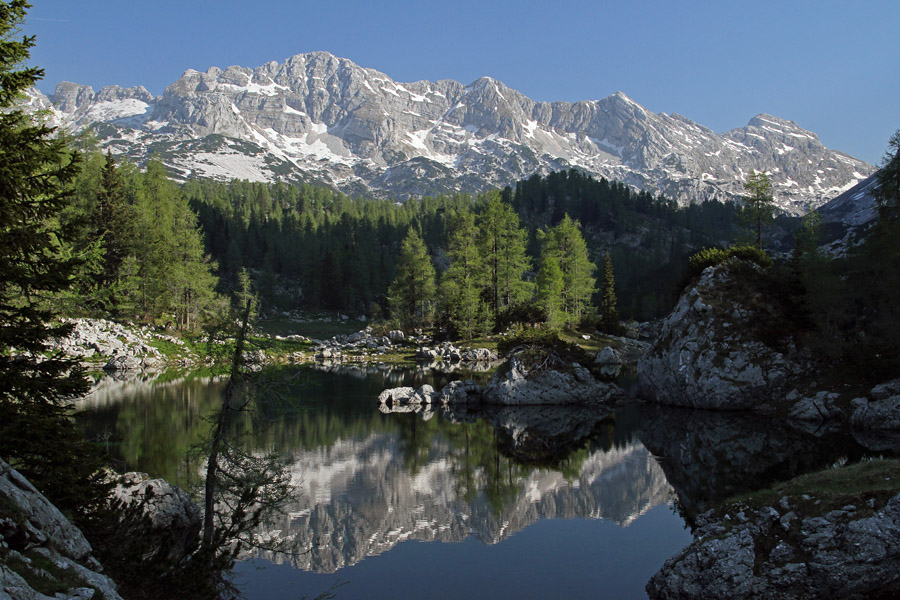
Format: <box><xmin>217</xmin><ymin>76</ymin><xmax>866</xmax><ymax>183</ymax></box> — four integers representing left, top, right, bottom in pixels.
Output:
<box><xmin>74</xmin><ymin>366</ymin><xmax>677</xmax><ymax>576</ymax></box>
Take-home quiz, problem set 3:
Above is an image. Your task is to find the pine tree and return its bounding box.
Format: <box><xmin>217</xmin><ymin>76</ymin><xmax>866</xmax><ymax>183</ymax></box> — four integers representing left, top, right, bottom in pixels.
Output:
<box><xmin>0</xmin><ymin>0</ymin><xmax>107</xmax><ymax>511</ymax></box>
<box><xmin>388</xmin><ymin>228</ymin><xmax>436</xmax><ymax>328</ymax></box>
<box><xmin>741</xmin><ymin>170</ymin><xmax>775</xmax><ymax>249</ymax></box>
<box><xmin>600</xmin><ymin>252</ymin><xmax>619</xmax><ymax>333</ymax></box>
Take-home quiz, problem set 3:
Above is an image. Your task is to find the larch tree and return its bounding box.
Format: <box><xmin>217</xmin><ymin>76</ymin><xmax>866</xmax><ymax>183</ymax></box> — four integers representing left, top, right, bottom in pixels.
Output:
<box><xmin>477</xmin><ymin>190</ymin><xmax>532</xmax><ymax>318</ymax></box>
<box><xmin>537</xmin><ymin>214</ymin><xmax>596</xmax><ymax>326</ymax></box>
<box><xmin>741</xmin><ymin>170</ymin><xmax>775</xmax><ymax>249</ymax></box>
<box><xmin>440</xmin><ymin>210</ymin><xmax>491</xmax><ymax>339</ymax></box>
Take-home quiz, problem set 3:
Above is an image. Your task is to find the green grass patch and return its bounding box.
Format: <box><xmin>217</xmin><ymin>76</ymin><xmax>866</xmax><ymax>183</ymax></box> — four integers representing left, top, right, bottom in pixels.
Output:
<box><xmin>729</xmin><ymin>458</ymin><xmax>900</xmax><ymax>515</ymax></box>
<box><xmin>147</xmin><ymin>338</ymin><xmax>189</xmax><ymax>360</ymax></box>
<box><xmin>457</xmin><ymin>337</ymin><xmax>499</xmax><ymax>351</ymax></box>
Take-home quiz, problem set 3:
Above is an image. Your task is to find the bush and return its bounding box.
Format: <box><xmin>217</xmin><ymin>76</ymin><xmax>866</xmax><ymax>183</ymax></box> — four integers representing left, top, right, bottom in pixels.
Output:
<box><xmin>497</xmin><ymin>327</ymin><xmax>592</xmax><ymax>370</ymax></box>
<box><xmin>681</xmin><ymin>244</ymin><xmax>772</xmax><ymax>288</ymax></box>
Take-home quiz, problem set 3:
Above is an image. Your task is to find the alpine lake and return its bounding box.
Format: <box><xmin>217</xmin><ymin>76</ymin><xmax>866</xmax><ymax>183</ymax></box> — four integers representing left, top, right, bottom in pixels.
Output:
<box><xmin>73</xmin><ymin>361</ymin><xmax>886</xmax><ymax>600</ymax></box>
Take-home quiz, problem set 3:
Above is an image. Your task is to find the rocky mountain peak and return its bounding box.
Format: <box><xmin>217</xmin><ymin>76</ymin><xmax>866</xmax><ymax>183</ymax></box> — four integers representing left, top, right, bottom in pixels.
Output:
<box><xmin>32</xmin><ymin>50</ymin><xmax>872</xmax><ymax>212</ymax></box>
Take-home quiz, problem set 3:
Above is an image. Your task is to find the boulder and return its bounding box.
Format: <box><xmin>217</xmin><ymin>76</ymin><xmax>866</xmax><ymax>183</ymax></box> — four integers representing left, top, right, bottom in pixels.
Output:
<box><xmin>851</xmin><ymin>396</ymin><xmax>900</xmax><ymax>430</ymax></box>
<box><xmin>647</xmin><ymin>493</ymin><xmax>900</xmax><ymax>599</ymax></box>
<box><xmin>440</xmin><ymin>380</ymin><xmax>485</xmax><ymax>405</ymax></box>
<box><xmin>638</xmin><ymin>260</ymin><xmax>804</xmax><ymax>410</ymax></box>
<box><xmin>377</xmin><ymin>385</ymin><xmax>439</xmax><ymax>411</ymax></box>
<box><xmin>112</xmin><ymin>472</ymin><xmax>201</xmax><ymax>563</ymax></box>
<box><xmin>594</xmin><ymin>346</ymin><xmax>623</xmax><ymax>365</ymax></box>
<box><xmin>787</xmin><ymin>391</ymin><xmax>841</xmax><ymax>424</ymax></box>
<box><xmin>483</xmin><ymin>356</ymin><xmax>621</xmax><ymax>405</ymax></box>
<box><xmin>0</xmin><ymin>458</ymin><xmax>125</xmax><ymax>600</ymax></box>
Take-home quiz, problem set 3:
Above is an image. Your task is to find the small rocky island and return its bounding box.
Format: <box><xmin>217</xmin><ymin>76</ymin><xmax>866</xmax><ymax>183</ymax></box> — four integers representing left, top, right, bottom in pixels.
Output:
<box><xmin>635</xmin><ymin>256</ymin><xmax>900</xmax><ymax>599</ymax></box>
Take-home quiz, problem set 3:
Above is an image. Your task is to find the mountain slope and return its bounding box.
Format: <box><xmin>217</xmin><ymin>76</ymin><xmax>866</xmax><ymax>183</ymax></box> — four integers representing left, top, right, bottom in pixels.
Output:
<box><xmin>33</xmin><ymin>51</ymin><xmax>872</xmax><ymax>213</ymax></box>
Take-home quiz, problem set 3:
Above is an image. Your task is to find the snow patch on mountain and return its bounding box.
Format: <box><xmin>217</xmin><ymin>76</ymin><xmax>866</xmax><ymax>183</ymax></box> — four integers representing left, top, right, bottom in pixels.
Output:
<box><xmin>29</xmin><ymin>52</ymin><xmax>873</xmax><ymax>212</ymax></box>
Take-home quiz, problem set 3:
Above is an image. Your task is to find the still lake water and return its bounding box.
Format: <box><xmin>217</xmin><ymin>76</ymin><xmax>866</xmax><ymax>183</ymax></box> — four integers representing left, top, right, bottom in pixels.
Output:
<box><xmin>74</xmin><ymin>364</ymin><xmax>878</xmax><ymax>599</ymax></box>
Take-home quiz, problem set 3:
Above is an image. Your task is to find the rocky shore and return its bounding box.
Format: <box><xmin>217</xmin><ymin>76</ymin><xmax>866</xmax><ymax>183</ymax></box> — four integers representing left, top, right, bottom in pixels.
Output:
<box><xmin>647</xmin><ymin>475</ymin><xmax>900</xmax><ymax>599</ymax></box>
<box><xmin>0</xmin><ymin>457</ymin><xmax>202</xmax><ymax>600</ymax></box>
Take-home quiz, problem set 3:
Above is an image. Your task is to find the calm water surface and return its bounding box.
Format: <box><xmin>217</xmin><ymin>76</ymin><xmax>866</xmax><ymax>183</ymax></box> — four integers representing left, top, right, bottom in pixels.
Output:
<box><xmin>75</xmin><ymin>364</ymin><xmax>877</xmax><ymax>599</ymax></box>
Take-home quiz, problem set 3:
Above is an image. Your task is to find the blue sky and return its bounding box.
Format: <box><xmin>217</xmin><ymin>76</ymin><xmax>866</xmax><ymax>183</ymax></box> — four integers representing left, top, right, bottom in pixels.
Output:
<box><xmin>24</xmin><ymin>0</ymin><xmax>898</xmax><ymax>165</ymax></box>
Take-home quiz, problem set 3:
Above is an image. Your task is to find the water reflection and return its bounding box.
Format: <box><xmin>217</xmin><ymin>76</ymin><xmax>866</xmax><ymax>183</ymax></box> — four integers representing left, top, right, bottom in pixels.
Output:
<box><xmin>74</xmin><ymin>366</ymin><xmax>676</xmax><ymax>576</ymax></box>
<box><xmin>637</xmin><ymin>404</ymin><xmax>892</xmax><ymax>526</ymax></box>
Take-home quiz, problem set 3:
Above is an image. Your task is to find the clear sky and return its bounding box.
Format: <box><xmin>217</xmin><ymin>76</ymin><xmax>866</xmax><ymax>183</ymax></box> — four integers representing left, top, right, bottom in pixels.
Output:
<box><xmin>23</xmin><ymin>0</ymin><xmax>899</xmax><ymax>165</ymax></box>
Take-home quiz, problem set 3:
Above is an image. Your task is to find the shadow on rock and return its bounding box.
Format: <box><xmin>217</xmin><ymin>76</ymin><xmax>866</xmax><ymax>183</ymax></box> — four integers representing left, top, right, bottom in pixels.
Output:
<box><xmin>638</xmin><ymin>404</ymin><xmax>880</xmax><ymax>525</ymax></box>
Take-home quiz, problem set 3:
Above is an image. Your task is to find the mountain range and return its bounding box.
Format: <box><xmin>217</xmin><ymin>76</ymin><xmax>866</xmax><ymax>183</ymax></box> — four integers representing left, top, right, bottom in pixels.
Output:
<box><xmin>27</xmin><ymin>51</ymin><xmax>873</xmax><ymax>214</ymax></box>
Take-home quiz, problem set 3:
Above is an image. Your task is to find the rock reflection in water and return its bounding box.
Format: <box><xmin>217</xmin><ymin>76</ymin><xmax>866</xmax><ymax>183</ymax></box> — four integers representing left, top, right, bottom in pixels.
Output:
<box><xmin>638</xmin><ymin>404</ymin><xmax>886</xmax><ymax>525</ymax></box>
<box><xmin>251</xmin><ymin>405</ymin><xmax>673</xmax><ymax>574</ymax></box>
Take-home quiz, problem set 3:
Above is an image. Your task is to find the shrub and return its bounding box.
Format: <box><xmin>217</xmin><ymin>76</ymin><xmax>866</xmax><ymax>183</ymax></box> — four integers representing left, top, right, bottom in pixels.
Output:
<box><xmin>681</xmin><ymin>244</ymin><xmax>772</xmax><ymax>288</ymax></box>
<box><xmin>497</xmin><ymin>327</ymin><xmax>592</xmax><ymax>371</ymax></box>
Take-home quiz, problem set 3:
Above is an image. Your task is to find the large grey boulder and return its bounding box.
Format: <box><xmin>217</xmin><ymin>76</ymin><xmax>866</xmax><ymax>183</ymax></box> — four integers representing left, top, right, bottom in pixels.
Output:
<box><xmin>647</xmin><ymin>492</ymin><xmax>900</xmax><ymax>599</ymax></box>
<box><xmin>849</xmin><ymin>380</ymin><xmax>900</xmax><ymax>452</ymax></box>
<box><xmin>439</xmin><ymin>380</ymin><xmax>485</xmax><ymax>405</ymax></box>
<box><xmin>111</xmin><ymin>472</ymin><xmax>201</xmax><ymax>563</ymax></box>
<box><xmin>484</xmin><ymin>356</ymin><xmax>621</xmax><ymax>405</ymax></box>
<box><xmin>638</xmin><ymin>260</ymin><xmax>804</xmax><ymax>410</ymax></box>
<box><xmin>594</xmin><ymin>346</ymin><xmax>624</xmax><ymax>365</ymax></box>
<box><xmin>377</xmin><ymin>385</ymin><xmax>440</xmax><ymax>412</ymax></box>
<box><xmin>0</xmin><ymin>458</ymin><xmax>124</xmax><ymax>600</ymax></box>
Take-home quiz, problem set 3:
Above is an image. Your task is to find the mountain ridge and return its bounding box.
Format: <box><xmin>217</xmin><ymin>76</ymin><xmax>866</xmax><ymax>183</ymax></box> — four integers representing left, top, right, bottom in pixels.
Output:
<box><xmin>30</xmin><ymin>51</ymin><xmax>872</xmax><ymax>213</ymax></box>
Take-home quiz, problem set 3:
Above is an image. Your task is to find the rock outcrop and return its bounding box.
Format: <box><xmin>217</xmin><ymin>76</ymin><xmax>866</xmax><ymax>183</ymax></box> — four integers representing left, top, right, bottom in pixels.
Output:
<box><xmin>30</xmin><ymin>52</ymin><xmax>872</xmax><ymax>211</ymax></box>
<box><xmin>647</xmin><ymin>491</ymin><xmax>900</xmax><ymax>599</ymax></box>
<box><xmin>0</xmin><ymin>458</ymin><xmax>124</xmax><ymax>600</ymax></box>
<box><xmin>484</xmin><ymin>356</ymin><xmax>621</xmax><ymax>405</ymax></box>
<box><xmin>111</xmin><ymin>472</ymin><xmax>202</xmax><ymax>563</ymax></box>
<box><xmin>638</xmin><ymin>259</ymin><xmax>806</xmax><ymax>410</ymax></box>
<box><xmin>850</xmin><ymin>378</ymin><xmax>900</xmax><ymax>452</ymax></box>
<box><xmin>49</xmin><ymin>318</ymin><xmax>175</xmax><ymax>371</ymax></box>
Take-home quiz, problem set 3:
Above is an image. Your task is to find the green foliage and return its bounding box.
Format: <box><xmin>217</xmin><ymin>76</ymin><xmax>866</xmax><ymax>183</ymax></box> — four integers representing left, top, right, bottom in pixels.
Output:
<box><xmin>438</xmin><ymin>211</ymin><xmax>492</xmax><ymax>339</ymax></box>
<box><xmin>477</xmin><ymin>190</ymin><xmax>532</xmax><ymax>314</ymax></box>
<box><xmin>388</xmin><ymin>228</ymin><xmax>436</xmax><ymax>329</ymax></box>
<box><xmin>536</xmin><ymin>254</ymin><xmax>565</xmax><ymax>327</ymax></box>
<box><xmin>536</xmin><ymin>215</ymin><xmax>596</xmax><ymax>327</ymax></box>
<box><xmin>185</xmin><ymin>168</ymin><xmax>742</xmax><ymax>323</ymax></box>
<box><xmin>599</xmin><ymin>252</ymin><xmax>621</xmax><ymax>334</ymax></box>
<box><xmin>683</xmin><ymin>244</ymin><xmax>773</xmax><ymax>287</ymax></box>
<box><xmin>741</xmin><ymin>170</ymin><xmax>775</xmax><ymax>249</ymax></box>
<box><xmin>0</xmin><ymin>0</ymin><xmax>109</xmax><ymax>515</ymax></box>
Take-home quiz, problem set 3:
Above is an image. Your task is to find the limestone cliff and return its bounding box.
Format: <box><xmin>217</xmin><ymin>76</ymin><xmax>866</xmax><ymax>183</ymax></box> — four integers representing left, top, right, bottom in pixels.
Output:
<box><xmin>638</xmin><ymin>258</ymin><xmax>807</xmax><ymax>411</ymax></box>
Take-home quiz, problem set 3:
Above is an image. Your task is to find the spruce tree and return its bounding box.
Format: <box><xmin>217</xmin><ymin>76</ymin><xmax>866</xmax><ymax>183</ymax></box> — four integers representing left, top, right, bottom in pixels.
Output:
<box><xmin>95</xmin><ymin>150</ymin><xmax>131</xmax><ymax>289</ymax></box>
<box><xmin>388</xmin><ymin>228</ymin><xmax>436</xmax><ymax>328</ymax></box>
<box><xmin>0</xmin><ymin>0</ymin><xmax>107</xmax><ymax>511</ymax></box>
<box><xmin>600</xmin><ymin>252</ymin><xmax>619</xmax><ymax>333</ymax></box>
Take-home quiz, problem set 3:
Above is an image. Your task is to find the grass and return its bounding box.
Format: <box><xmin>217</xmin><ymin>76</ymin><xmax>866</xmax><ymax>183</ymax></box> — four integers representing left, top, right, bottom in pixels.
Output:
<box><xmin>728</xmin><ymin>458</ymin><xmax>900</xmax><ymax>517</ymax></box>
